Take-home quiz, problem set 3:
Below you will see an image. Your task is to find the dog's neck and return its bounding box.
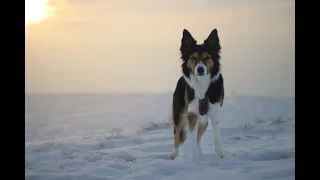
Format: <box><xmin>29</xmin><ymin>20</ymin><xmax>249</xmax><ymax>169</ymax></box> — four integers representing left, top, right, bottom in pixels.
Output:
<box><xmin>183</xmin><ymin>69</ymin><xmax>221</xmax><ymax>100</ymax></box>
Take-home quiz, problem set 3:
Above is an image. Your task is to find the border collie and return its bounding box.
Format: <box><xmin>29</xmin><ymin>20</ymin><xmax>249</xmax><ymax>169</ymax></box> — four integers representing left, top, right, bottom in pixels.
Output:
<box><xmin>170</xmin><ymin>29</ymin><xmax>224</xmax><ymax>160</ymax></box>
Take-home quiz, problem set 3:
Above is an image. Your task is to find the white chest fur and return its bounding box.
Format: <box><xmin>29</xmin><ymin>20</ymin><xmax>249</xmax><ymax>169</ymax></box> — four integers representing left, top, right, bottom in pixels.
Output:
<box><xmin>183</xmin><ymin>74</ymin><xmax>211</xmax><ymax>99</ymax></box>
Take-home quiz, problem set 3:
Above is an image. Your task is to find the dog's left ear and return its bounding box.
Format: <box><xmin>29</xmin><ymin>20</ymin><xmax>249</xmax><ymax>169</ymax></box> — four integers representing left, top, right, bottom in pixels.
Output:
<box><xmin>204</xmin><ymin>29</ymin><xmax>219</xmax><ymax>46</ymax></box>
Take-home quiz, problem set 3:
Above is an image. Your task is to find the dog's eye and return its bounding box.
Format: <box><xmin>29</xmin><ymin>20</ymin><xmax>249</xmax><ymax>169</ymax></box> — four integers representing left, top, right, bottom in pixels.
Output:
<box><xmin>204</xmin><ymin>56</ymin><xmax>210</xmax><ymax>61</ymax></box>
<box><xmin>190</xmin><ymin>57</ymin><xmax>196</xmax><ymax>61</ymax></box>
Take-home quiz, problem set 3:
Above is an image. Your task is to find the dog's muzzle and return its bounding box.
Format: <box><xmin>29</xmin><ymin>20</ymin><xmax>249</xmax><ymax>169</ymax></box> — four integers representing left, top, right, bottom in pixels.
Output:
<box><xmin>194</xmin><ymin>62</ymin><xmax>207</xmax><ymax>76</ymax></box>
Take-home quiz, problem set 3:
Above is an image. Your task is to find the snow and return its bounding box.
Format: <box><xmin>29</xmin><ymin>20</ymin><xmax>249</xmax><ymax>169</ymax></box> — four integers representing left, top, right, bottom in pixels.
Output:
<box><xmin>25</xmin><ymin>93</ymin><xmax>295</xmax><ymax>180</ymax></box>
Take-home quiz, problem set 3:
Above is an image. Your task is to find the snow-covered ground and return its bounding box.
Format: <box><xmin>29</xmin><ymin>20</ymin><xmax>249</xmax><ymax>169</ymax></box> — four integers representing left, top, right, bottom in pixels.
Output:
<box><xmin>25</xmin><ymin>93</ymin><xmax>295</xmax><ymax>180</ymax></box>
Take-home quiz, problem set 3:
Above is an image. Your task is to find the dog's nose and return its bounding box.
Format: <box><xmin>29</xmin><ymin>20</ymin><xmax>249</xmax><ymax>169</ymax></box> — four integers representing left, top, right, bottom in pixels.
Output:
<box><xmin>197</xmin><ymin>66</ymin><xmax>204</xmax><ymax>75</ymax></box>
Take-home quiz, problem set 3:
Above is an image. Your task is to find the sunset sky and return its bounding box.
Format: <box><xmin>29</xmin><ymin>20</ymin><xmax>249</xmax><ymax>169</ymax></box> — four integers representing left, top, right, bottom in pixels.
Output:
<box><xmin>25</xmin><ymin>0</ymin><xmax>295</xmax><ymax>97</ymax></box>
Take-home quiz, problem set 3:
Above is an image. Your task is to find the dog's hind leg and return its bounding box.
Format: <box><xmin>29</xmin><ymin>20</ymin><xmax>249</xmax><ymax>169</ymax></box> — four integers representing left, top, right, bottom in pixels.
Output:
<box><xmin>170</xmin><ymin>106</ymin><xmax>186</xmax><ymax>160</ymax></box>
<box><xmin>170</xmin><ymin>76</ymin><xmax>188</xmax><ymax>160</ymax></box>
<box><xmin>171</xmin><ymin>125</ymin><xmax>181</xmax><ymax>159</ymax></box>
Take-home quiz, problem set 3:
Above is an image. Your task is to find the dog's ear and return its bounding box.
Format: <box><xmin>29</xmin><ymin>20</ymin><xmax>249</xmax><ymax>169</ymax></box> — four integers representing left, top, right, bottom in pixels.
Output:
<box><xmin>181</xmin><ymin>29</ymin><xmax>196</xmax><ymax>49</ymax></box>
<box><xmin>204</xmin><ymin>29</ymin><xmax>219</xmax><ymax>46</ymax></box>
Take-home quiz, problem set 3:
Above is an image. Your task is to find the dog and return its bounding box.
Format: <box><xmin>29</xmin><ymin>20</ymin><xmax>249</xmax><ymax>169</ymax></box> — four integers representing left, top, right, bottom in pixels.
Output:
<box><xmin>170</xmin><ymin>29</ymin><xmax>224</xmax><ymax>160</ymax></box>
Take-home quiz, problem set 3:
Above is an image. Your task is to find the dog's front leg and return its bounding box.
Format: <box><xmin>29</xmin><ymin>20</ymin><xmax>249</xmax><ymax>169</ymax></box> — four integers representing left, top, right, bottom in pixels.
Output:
<box><xmin>209</xmin><ymin>103</ymin><xmax>223</xmax><ymax>158</ymax></box>
<box><xmin>187</xmin><ymin>112</ymin><xmax>201</xmax><ymax>161</ymax></box>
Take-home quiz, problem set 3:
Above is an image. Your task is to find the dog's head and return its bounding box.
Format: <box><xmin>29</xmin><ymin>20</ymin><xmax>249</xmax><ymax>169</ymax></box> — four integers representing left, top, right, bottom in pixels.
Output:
<box><xmin>180</xmin><ymin>29</ymin><xmax>221</xmax><ymax>79</ymax></box>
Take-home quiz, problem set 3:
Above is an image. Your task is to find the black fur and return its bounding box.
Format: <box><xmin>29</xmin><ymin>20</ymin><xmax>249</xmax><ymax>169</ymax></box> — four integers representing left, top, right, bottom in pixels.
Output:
<box><xmin>186</xmin><ymin>82</ymin><xmax>195</xmax><ymax>102</ymax></box>
<box><xmin>207</xmin><ymin>75</ymin><xmax>224</xmax><ymax>106</ymax></box>
<box><xmin>172</xmin><ymin>76</ymin><xmax>187</xmax><ymax>128</ymax></box>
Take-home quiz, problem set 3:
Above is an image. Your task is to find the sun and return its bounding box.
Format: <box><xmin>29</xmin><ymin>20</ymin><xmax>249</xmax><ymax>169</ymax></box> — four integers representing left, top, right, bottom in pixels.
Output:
<box><xmin>25</xmin><ymin>0</ymin><xmax>54</xmax><ymax>24</ymax></box>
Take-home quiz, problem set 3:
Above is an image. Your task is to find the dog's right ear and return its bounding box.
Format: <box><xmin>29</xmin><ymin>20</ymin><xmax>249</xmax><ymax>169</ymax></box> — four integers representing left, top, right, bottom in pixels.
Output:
<box><xmin>181</xmin><ymin>29</ymin><xmax>196</xmax><ymax>50</ymax></box>
<box><xmin>204</xmin><ymin>29</ymin><xmax>219</xmax><ymax>47</ymax></box>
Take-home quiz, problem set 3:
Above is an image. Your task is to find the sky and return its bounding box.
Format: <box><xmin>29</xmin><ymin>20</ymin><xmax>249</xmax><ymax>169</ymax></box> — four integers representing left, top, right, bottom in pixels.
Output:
<box><xmin>25</xmin><ymin>0</ymin><xmax>295</xmax><ymax>97</ymax></box>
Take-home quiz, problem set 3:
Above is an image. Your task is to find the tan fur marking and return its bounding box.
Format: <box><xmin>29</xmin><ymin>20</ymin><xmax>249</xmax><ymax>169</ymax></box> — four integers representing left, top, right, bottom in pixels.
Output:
<box><xmin>170</xmin><ymin>104</ymin><xmax>174</xmax><ymax>125</ymax></box>
<box><xmin>187</xmin><ymin>59</ymin><xmax>196</xmax><ymax>71</ymax></box>
<box><xmin>187</xmin><ymin>112</ymin><xmax>197</xmax><ymax>131</ymax></box>
<box><xmin>197</xmin><ymin>122</ymin><xmax>208</xmax><ymax>143</ymax></box>
<box><xmin>204</xmin><ymin>57</ymin><xmax>214</xmax><ymax>70</ymax></box>
<box><xmin>187</xmin><ymin>52</ymin><xmax>199</xmax><ymax>71</ymax></box>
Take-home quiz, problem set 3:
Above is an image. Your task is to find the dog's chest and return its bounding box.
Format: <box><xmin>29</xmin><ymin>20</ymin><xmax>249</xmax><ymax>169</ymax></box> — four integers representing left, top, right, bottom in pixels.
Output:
<box><xmin>199</xmin><ymin>98</ymin><xmax>209</xmax><ymax>115</ymax></box>
<box><xmin>184</xmin><ymin>74</ymin><xmax>211</xmax><ymax>100</ymax></box>
<box><xmin>187</xmin><ymin>99</ymin><xmax>211</xmax><ymax>124</ymax></box>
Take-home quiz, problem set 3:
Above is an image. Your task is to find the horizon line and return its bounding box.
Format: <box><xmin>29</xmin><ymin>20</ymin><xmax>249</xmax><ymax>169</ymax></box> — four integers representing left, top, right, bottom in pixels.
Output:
<box><xmin>25</xmin><ymin>91</ymin><xmax>295</xmax><ymax>99</ymax></box>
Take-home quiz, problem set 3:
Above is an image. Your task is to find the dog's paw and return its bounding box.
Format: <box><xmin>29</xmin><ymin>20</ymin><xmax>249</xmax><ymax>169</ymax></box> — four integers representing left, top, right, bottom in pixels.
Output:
<box><xmin>170</xmin><ymin>148</ymin><xmax>179</xmax><ymax>160</ymax></box>
<box><xmin>215</xmin><ymin>149</ymin><xmax>224</xmax><ymax>158</ymax></box>
<box><xmin>188</xmin><ymin>146</ymin><xmax>203</xmax><ymax>162</ymax></box>
<box><xmin>169</xmin><ymin>153</ymin><xmax>176</xmax><ymax>160</ymax></box>
<box><xmin>170</xmin><ymin>153</ymin><xmax>179</xmax><ymax>160</ymax></box>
